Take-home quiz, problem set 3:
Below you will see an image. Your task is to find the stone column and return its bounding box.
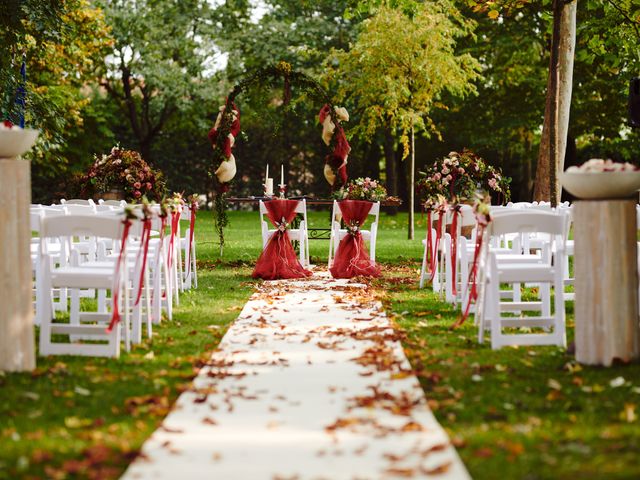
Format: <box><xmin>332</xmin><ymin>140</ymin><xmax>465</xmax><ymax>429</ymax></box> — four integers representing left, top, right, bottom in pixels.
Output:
<box><xmin>574</xmin><ymin>199</ymin><xmax>640</xmax><ymax>366</ymax></box>
<box><xmin>0</xmin><ymin>158</ymin><xmax>36</xmax><ymax>371</ymax></box>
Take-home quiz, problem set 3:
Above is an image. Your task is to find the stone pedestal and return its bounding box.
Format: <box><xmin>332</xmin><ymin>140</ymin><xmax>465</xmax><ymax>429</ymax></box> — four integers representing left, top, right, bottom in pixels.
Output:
<box><xmin>0</xmin><ymin>158</ymin><xmax>35</xmax><ymax>371</ymax></box>
<box><xmin>574</xmin><ymin>199</ymin><xmax>640</xmax><ymax>366</ymax></box>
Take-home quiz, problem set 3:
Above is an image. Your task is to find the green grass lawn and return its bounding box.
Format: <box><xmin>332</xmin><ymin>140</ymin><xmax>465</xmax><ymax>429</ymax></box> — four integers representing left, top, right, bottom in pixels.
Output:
<box><xmin>1</xmin><ymin>209</ymin><xmax>638</xmax><ymax>479</ymax></box>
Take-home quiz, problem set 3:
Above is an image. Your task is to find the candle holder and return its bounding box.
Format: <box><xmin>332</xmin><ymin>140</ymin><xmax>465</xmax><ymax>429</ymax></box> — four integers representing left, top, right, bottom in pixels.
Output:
<box><xmin>278</xmin><ymin>184</ymin><xmax>287</xmax><ymax>199</ymax></box>
<box><xmin>263</xmin><ymin>178</ymin><xmax>274</xmax><ymax>197</ymax></box>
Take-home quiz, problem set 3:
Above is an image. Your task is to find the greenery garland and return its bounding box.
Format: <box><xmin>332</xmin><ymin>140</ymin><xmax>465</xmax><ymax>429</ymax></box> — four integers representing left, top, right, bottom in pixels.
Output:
<box><xmin>210</xmin><ymin>62</ymin><xmax>343</xmax><ymax>255</ymax></box>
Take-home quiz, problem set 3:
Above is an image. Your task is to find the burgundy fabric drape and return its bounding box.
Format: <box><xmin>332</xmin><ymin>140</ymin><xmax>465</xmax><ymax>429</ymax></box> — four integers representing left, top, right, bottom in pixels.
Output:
<box><xmin>252</xmin><ymin>199</ymin><xmax>312</xmax><ymax>280</ymax></box>
<box><xmin>330</xmin><ymin>200</ymin><xmax>381</xmax><ymax>279</ymax></box>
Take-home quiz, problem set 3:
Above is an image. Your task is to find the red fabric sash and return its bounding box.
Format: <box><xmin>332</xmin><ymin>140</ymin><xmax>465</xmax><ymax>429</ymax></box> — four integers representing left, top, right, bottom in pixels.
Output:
<box><xmin>134</xmin><ymin>218</ymin><xmax>152</xmax><ymax>306</ymax></box>
<box><xmin>426</xmin><ymin>210</ymin><xmax>433</xmax><ymax>275</ymax></box>
<box><xmin>107</xmin><ymin>219</ymin><xmax>131</xmax><ymax>333</ymax></box>
<box><xmin>252</xmin><ymin>199</ymin><xmax>312</xmax><ymax>280</ymax></box>
<box><xmin>329</xmin><ymin>200</ymin><xmax>380</xmax><ymax>279</ymax></box>
<box><xmin>167</xmin><ymin>209</ymin><xmax>180</xmax><ymax>270</ymax></box>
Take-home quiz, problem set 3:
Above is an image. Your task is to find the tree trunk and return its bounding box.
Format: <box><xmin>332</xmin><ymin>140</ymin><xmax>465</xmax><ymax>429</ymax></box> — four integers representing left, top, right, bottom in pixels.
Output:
<box><xmin>533</xmin><ymin>0</ymin><xmax>577</xmax><ymax>203</ymax></box>
<box><xmin>408</xmin><ymin>125</ymin><xmax>415</xmax><ymax>240</ymax></box>
<box><xmin>383</xmin><ymin>127</ymin><xmax>398</xmax><ymax>215</ymax></box>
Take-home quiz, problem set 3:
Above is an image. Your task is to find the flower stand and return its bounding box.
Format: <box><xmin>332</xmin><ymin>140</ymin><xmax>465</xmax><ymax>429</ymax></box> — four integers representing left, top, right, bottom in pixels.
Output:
<box><xmin>0</xmin><ymin>157</ymin><xmax>36</xmax><ymax>371</ymax></box>
<box><xmin>574</xmin><ymin>199</ymin><xmax>640</xmax><ymax>366</ymax></box>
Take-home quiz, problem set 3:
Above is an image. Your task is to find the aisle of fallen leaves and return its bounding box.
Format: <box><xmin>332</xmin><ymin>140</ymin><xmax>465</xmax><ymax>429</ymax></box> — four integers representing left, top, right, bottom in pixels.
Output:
<box><xmin>121</xmin><ymin>273</ymin><xmax>468</xmax><ymax>479</ymax></box>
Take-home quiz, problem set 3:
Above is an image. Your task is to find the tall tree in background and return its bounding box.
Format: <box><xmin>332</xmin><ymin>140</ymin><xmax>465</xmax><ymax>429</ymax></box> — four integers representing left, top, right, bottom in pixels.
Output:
<box><xmin>98</xmin><ymin>0</ymin><xmax>220</xmax><ymax>162</ymax></box>
<box><xmin>533</xmin><ymin>0</ymin><xmax>576</xmax><ymax>204</ymax></box>
<box><xmin>326</xmin><ymin>1</ymin><xmax>480</xmax><ymax>238</ymax></box>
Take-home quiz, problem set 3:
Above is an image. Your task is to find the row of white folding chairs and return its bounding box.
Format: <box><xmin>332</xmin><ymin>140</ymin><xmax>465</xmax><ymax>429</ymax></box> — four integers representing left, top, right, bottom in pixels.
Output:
<box><xmin>420</xmin><ymin>203</ymin><xmax>573</xmax><ymax>303</ymax></box>
<box><xmin>32</xmin><ymin>204</ymin><xmax>198</xmax><ymax>357</ymax></box>
<box><xmin>32</xmin><ymin>202</ymin><xmax>197</xmax><ymax>316</ymax></box>
<box><xmin>37</xmin><ymin>211</ymin><xmax>147</xmax><ymax>357</ymax></box>
<box><xmin>418</xmin><ymin>204</ymin><xmax>572</xmax><ymax>349</ymax></box>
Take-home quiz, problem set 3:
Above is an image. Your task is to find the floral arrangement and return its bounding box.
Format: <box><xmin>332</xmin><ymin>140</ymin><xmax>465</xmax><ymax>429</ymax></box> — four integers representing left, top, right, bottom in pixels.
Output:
<box><xmin>417</xmin><ymin>149</ymin><xmax>510</xmax><ymax>208</ymax></box>
<box><xmin>334</xmin><ymin>177</ymin><xmax>387</xmax><ymax>202</ymax></box>
<box><xmin>567</xmin><ymin>158</ymin><xmax>640</xmax><ymax>173</ymax></box>
<box><xmin>80</xmin><ymin>146</ymin><xmax>166</xmax><ymax>201</ymax></box>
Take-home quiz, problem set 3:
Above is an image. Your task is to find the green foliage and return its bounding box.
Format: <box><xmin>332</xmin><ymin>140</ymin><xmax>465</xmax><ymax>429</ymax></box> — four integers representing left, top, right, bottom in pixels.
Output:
<box><xmin>97</xmin><ymin>0</ymin><xmax>221</xmax><ymax>161</ymax></box>
<box><xmin>325</xmin><ymin>1</ymin><xmax>481</xmax><ymax>158</ymax></box>
<box><xmin>0</xmin><ymin>0</ymin><xmax>113</xmax><ymax>190</ymax></box>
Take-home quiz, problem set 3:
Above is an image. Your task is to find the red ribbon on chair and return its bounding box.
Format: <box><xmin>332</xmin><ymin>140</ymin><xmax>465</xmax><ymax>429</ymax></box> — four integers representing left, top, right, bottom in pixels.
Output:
<box><xmin>449</xmin><ymin>206</ymin><xmax>461</xmax><ymax>297</ymax></box>
<box><xmin>185</xmin><ymin>204</ymin><xmax>197</xmax><ymax>278</ymax></box>
<box><xmin>329</xmin><ymin>200</ymin><xmax>380</xmax><ymax>279</ymax></box>
<box><xmin>252</xmin><ymin>199</ymin><xmax>312</xmax><ymax>280</ymax></box>
<box><xmin>107</xmin><ymin>219</ymin><xmax>132</xmax><ymax>333</ymax></box>
<box><xmin>426</xmin><ymin>210</ymin><xmax>433</xmax><ymax>276</ymax></box>
<box><xmin>453</xmin><ymin>223</ymin><xmax>486</xmax><ymax>328</ymax></box>
<box><xmin>134</xmin><ymin>217</ymin><xmax>152</xmax><ymax>306</ymax></box>
<box><xmin>167</xmin><ymin>209</ymin><xmax>181</xmax><ymax>270</ymax></box>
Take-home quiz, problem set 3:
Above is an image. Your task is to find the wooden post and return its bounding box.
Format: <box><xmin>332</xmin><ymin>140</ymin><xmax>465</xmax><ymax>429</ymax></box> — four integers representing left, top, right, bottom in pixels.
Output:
<box><xmin>574</xmin><ymin>199</ymin><xmax>640</xmax><ymax>366</ymax></box>
<box><xmin>0</xmin><ymin>158</ymin><xmax>36</xmax><ymax>371</ymax></box>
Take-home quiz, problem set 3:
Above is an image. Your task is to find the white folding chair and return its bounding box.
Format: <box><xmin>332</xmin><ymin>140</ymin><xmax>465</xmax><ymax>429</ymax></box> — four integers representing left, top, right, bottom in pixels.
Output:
<box><xmin>38</xmin><ymin>213</ymin><xmax>130</xmax><ymax>357</ymax></box>
<box><xmin>328</xmin><ymin>200</ymin><xmax>379</xmax><ymax>268</ymax></box>
<box><xmin>479</xmin><ymin>210</ymin><xmax>568</xmax><ymax>349</ymax></box>
<box><xmin>259</xmin><ymin>199</ymin><xmax>310</xmax><ymax>267</ymax></box>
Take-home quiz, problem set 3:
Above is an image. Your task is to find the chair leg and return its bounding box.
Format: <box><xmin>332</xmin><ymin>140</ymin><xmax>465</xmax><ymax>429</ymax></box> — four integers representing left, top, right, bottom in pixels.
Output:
<box><xmin>192</xmin><ymin>243</ymin><xmax>198</xmax><ymax>288</ymax></box>
<box><xmin>70</xmin><ymin>289</ymin><xmax>80</xmax><ymax>325</ymax></box>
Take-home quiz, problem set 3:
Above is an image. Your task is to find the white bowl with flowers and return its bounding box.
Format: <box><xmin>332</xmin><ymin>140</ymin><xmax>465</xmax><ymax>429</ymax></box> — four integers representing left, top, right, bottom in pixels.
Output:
<box><xmin>0</xmin><ymin>121</ymin><xmax>39</xmax><ymax>159</ymax></box>
<box><xmin>560</xmin><ymin>159</ymin><xmax>640</xmax><ymax>200</ymax></box>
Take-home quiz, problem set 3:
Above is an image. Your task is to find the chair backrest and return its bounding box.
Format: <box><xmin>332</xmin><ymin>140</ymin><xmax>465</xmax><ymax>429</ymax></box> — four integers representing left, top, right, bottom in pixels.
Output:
<box><xmin>60</xmin><ymin>199</ymin><xmax>95</xmax><ymax>206</ymax></box>
<box><xmin>96</xmin><ymin>204</ymin><xmax>124</xmax><ymax>213</ymax></box>
<box><xmin>259</xmin><ymin>199</ymin><xmax>307</xmax><ymax>219</ymax></box>
<box><xmin>62</xmin><ymin>204</ymin><xmax>97</xmax><ymax>215</ymax></box>
<box><xmin>335</xmin><ymin>200</ymin><xmax>380</xmax><ymax>226</ymax></box>
<box><xmin>488</xmin><ymin>210</ymin><xmax>567</xmax><ymax>237</ymax></box>
<box><xmin>459</xmin><ymin>204</ymin><xmax>476</xmax><ymax>228</ymax></box>
<box><xmin>30</xmin><ymin>207</ymin><xmax>66</xmax><ymax>232</ymax></box>
<box><xmin>40</xmin><ymin>214</ymin><xmax>125</xmax><ymax>241</ymax></box>
<box><xmin>99</xmin><ymin>199</ymin><xmax>126</xmax><ymax>206</ymax></box>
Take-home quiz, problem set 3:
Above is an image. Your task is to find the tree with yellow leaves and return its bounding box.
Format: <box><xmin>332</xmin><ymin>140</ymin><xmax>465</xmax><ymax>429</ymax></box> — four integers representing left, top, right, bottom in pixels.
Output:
<box><xmin>326</xmin><ymin>0</ymin><xmax>481</xmax><ymax>238</ymax></box>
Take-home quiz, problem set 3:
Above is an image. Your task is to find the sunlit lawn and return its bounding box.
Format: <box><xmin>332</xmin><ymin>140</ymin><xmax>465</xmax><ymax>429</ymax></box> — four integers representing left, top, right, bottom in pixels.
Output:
<box><xmin>1</xmin><ymin>209</ymin><xmax>638</xmax><ymax>479</ymax></box>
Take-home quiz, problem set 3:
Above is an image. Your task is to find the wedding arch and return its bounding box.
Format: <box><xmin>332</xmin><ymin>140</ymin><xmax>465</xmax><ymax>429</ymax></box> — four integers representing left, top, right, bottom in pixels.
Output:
<box><xmin>208</xmin><ymin>61</ymin><xmax>349</xmax><ymax>254</ymax></box>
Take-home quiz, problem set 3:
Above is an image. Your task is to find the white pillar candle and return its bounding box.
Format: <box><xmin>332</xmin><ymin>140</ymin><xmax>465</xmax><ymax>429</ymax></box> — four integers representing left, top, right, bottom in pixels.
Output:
<box><xmin>281</xmin><ymin>164</ymin><xmax>284</xmax><ymax>186</ymax></box>
<box><xmin>265</xmin><ymin>178</ymin><xmax>273</xmax><ymax>196</ymax></box>
<box><xmin>265</xmin><ymin>164</ymin><xmax>269</xmax><ymax>183</ymax></box>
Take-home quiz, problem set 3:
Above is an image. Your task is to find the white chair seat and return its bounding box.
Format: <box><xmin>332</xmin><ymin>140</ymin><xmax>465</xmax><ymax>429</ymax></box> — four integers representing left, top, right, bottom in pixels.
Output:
<box><xmin>50</xmin><ymin>266</ymin><xmax>115</xmax><ymax>289</ymax></box>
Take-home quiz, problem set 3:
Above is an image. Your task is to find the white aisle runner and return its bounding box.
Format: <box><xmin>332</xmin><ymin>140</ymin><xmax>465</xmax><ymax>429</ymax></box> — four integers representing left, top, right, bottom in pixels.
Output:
<box><xmin>122</xmin><ymin>275</ymin><xmax>469</xmax><ymax>480</ymax></box>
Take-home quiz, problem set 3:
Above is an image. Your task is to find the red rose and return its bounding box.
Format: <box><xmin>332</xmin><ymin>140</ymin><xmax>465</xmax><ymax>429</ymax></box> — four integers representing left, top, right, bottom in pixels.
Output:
<box><xmin>133</xmin><ymin>190</ymin><xmax>142</xmax><ymax>198</ymax></box>
<box><xmin>146</xmin><ymin>182</ymin><xmax>152</xmax><ymax>190</ymax></box>
<box><xmin>134</xmin><ymin>181</ymin><xmax>141</xmax><ymax>189</ymax></box>
<box><xmin>3</xmin><ymin>120</ymin><xmax>13</xmax><ymax>128</ymax></box>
